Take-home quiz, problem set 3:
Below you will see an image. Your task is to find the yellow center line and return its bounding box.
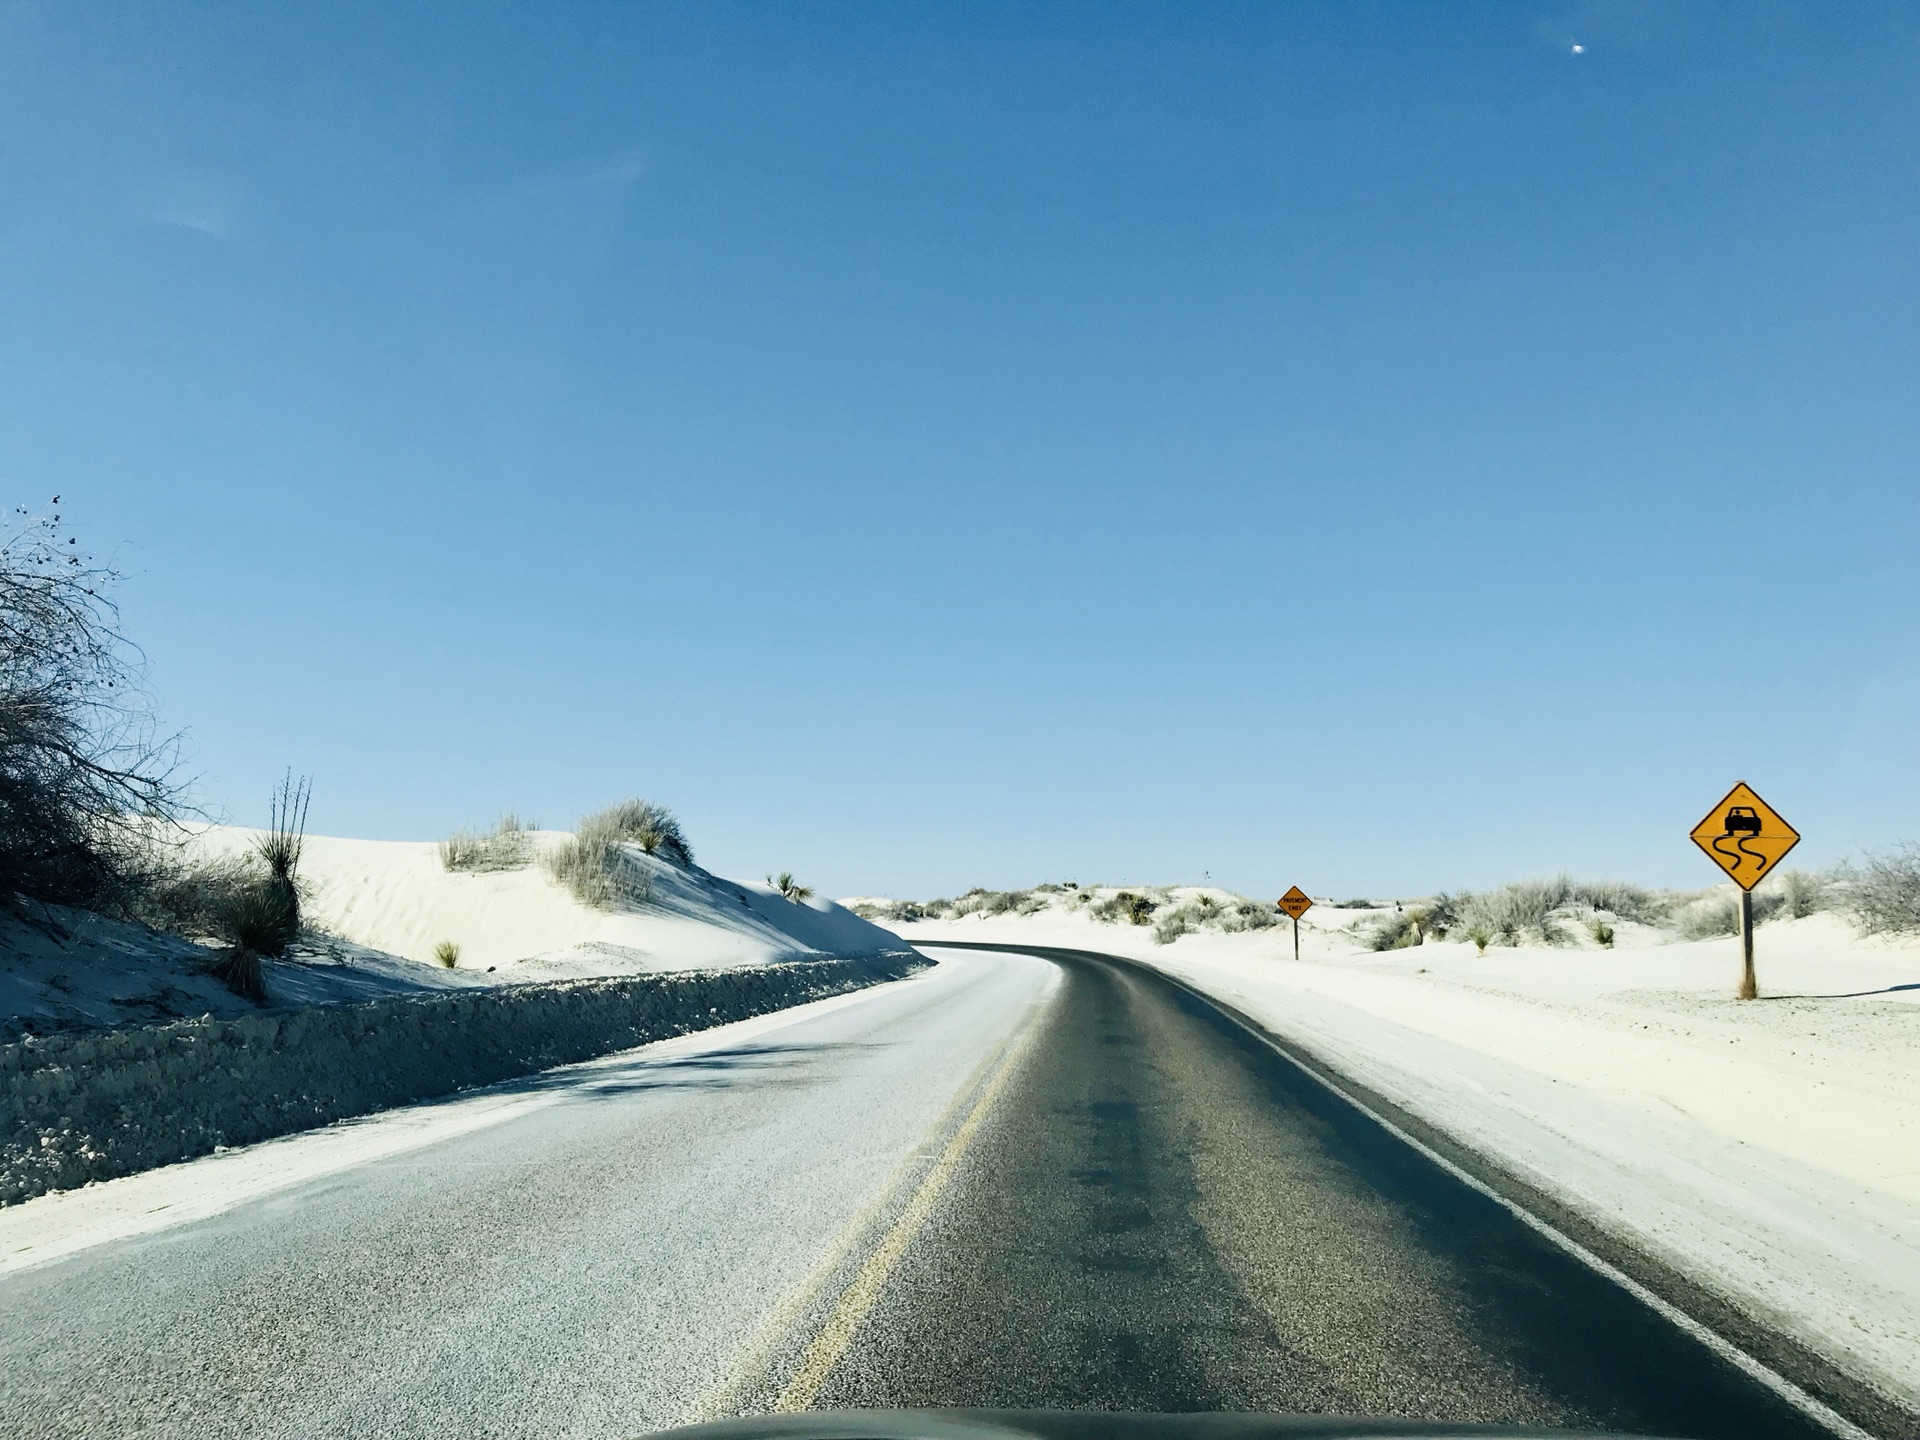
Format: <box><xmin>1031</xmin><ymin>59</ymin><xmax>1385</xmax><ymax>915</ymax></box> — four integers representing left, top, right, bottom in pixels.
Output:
<box><xmin>769</xmin><ymin>1026</ymin><xmax>1035</xmax><ymax>1413</ymax></box>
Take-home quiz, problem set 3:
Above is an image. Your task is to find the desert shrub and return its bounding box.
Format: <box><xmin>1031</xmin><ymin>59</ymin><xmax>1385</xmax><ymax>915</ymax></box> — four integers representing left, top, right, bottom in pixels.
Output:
<box><xmin>1333</xmin><ymin>898</ymin><xmax>1376</xmax><ymax>909</ymax></box>
<box><xmin>1464</xmin><ymin>923</ymin><xmax>1492</xmax><ymax>955</ymax></box>
<box><xmin>1680</xmin><ymin>889</ymin><xmax>1786</xmax><ymax>939</ymax></box>
<box><xmin>1366</xmin><ymin>910</ymin><xmax>1421</xmax><ymax>951</ymax></box>
<box><xmin>1589</xmin><ymin>920</ymin><xmax>1615</xmax><ymax>948</ymax></box>
<box><xmin>1453</xmin><ymin>876</ymin><xmax>1572</xmax><ymax>946</ymax></box>
<box><xmin>434</xmin><ymin>939</ymin><xmax>460</xmax><ymax>968</ymax></box>
<box><xmin>771</xmin><ymin>871</ymin><xmax>815</xmax><ymax>903</ymax></box>
<box><xmin>1424</xmin><ymin>893</ymin><xmax>1462</xmax><ymax>935</ymax></box>
<box><xmin>0</xmin><ymin>500</ymin><xmax>181</xmax><ymax>911</ymax></box>
<box><xmin>217</xmin><ymin>874</ymin><xmax>300</xmax><ymax>956</ymax></box>
<box><xmin>545</xmin><ymin>800</ymin><xmax>672</xmax><ymax>911</ymax></box>
<box><xmin>1765</xmin><ymin>868</ymin><xmax>1833</xmax><ymax>920</ymax></box>
<box><xmin>1569</xmin><ymin>879</ymin><xmax>1671</xmax><ymax>925</ymax></box>
<box><xmin>129</xmin><ymin>848</ymin><xmax>260</xmax><ymax>939</ymax></box>
<box><xmin>1679</xmin><ymin>895</ymin><xmax>1737</xmax><ymax>939</ymax></box>
<box><xmin>1153</xmin><ymin>909</ymin><xmax>1192</xmax><ymax>944</ymax></box>
<box><xmin>1838</xmin><ymin>844</ymin><xmax>1920</xmax><ymax>936</ymax></box>
<box><xmin>1221</xmin><ymin>900</ymin><xmax>1280</xmax><ymax>933</ymax></box>
<box><xmin>441</xmin><ymin>812</ymin><xmax>536</xmax><ymax>873</ymax></box>
<box><xmin>256</xmin><ymin>773</ymin><xmax>310</xmax><ymax>887</ymax></box>
<box><xmin>577</xmin><ymin>799</ymin><xmax>691</xmax><ymax>866</ymax></box>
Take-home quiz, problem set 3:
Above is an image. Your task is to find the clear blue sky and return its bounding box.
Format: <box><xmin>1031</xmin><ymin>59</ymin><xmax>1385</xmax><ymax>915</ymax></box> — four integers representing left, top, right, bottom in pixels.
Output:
<box><xmin>3</xmin><ymin>2</ymin><xmax>1915</xmax><ymax>898</ymax></box>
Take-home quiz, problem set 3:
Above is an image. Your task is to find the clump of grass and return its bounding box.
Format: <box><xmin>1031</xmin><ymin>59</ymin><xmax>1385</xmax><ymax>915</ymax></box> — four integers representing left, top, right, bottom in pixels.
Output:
<box><xmin>1220</xmin><ymin>900</ymin><xmax>1279</xmax><ymax>933</ymax></box>
<box><xmin>1837</xmin><ymin>844</ymin><xmax>1920</xmax><ymax>936</ymax></box>
<box><xmin>771</xmin><ymin>871</ymin><xmax>815</xmax><ymax>903</ymax></box>
<box><xmin>1365</xmin><ymin>910</ymin><xmax>1422</xmax><ymax>951</ymax></box>
<box><xmin>1568</xmin><ymin>879</ymin><xmax>1671</xmax><ymax>926</ymax></box>
<box><xmin>1679</xmin><ymin>895</ymin><xmax>1739</xmax><ymax>939</ymax></box>
<box><xmin>1589</xmin><ymin>920</ymin><xmax>1615</xmax><ymax>948</ymax></box>
<box><xmin>584</xmin><ymin>799</ymin><xmax>691</xmax><ymax>865</ymax></box>
<box><xmin>1464</xmin><ymin>923</ymin><xmax>1492</xmax><ymax>956</ymax></box>
<box><xmin>545</xmin><ymin>799</ymin><xmax>680</xmax><ymax>910</ymax></box>
<box><xmin>434</xmin><ymin>939</ymin><xmax>460</xmax><ymax>968</ymax></box>
<box><xmin>1770</xmin><ymin>868</ymin><xmax>1832</xmax><ymax>920</ymax></box>
<box><xmin>441</xmin><ymin>812</ymin><xmax>537</xmax><ymax>873</ymax></box>
<box><xmin>1153</xmin><ymin>909</ymin><xmax>1192</xmax><ymax>944</ymax></box>
<box><xmin>1094</xmin><ymin>890</ymin><xmax>1156</xmax><ymax>925</ymax></box>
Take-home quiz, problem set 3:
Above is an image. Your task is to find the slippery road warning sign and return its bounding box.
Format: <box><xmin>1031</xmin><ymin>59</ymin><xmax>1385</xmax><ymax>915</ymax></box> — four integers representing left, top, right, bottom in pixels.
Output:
<box><xmin>1691</xmin><ymin>781</ymin><xmax>1799</xmax><ymax>1001</ymax></box>
<box><xmin>1690</xmin><ymin>782</ymin><xmax>1799</xmax><ymax>891</ymax></box>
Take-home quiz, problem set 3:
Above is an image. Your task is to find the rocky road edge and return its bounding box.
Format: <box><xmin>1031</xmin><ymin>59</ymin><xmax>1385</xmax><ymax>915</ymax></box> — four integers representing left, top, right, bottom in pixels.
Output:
<box><xmin>2</xmin><ymin>950</ymin><xmax>930</xmax><ymax>1206</ymax></box>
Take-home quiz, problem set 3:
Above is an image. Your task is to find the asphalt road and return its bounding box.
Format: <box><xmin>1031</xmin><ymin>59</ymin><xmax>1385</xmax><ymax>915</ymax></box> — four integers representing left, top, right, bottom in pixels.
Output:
<box><xmin>0</xmin><ymin>946</ymin><xmax>1844</xmax><ymax>1440</ymax></box>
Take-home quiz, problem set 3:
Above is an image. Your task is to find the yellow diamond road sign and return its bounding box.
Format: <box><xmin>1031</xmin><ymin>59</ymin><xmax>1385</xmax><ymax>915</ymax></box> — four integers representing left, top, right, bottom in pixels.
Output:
<box><xmin>1278</xmin><ymin>886</ymin><xmax>1313</xmax><ymax>919</ymax></box>
<box><xmin>1690</xmin><ymin>782</ymin><xmax>1799</xmax><ymax>892</ymax></box>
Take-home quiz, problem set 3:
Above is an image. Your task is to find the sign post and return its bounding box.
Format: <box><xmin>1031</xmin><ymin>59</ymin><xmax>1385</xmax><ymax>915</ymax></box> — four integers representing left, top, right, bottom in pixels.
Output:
<box><xmin>1277</xmin><ymin>886</ymin><xmax>1314</xmax><ymax>962</ymax></box>
<box><xmin>1689</xmin><ymin>782</ymin><xmax>1799</xmax><ymax>1000</ymax></box>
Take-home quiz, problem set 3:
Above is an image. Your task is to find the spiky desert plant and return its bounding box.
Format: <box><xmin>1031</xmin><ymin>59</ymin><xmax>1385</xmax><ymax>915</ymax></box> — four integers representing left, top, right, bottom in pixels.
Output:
<box><xmin>771</xmin><ymin>871</ymin><xmax>815</xmax><ymax>903</ymax></box>
<box><xmin>256</xmin><ymin>771</ymin><xmax>310</xmax><ymax>886</ymax></box>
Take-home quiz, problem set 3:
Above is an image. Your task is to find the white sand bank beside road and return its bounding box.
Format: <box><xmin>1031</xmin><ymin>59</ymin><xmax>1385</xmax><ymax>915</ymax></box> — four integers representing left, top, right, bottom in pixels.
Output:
<box><xmin>894</xmin><ymin>909</ymin><xmax>1920</xmax><ymax>1415</ymax></box>
<box><xmin>4</xmin><ymin>829</ymin><xmax>905</xmax><ymax>1035</ymax></box>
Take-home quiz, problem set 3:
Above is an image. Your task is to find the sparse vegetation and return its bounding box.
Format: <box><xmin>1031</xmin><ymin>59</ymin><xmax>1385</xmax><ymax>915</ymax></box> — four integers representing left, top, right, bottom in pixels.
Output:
<box><xmin>1365</xmin><ymin>909</ymin><xmax>1422</xmax><ymax>951</ymax></box>
<box><xmin>1464</xmin><ymin>923</ymin><xmax>1492</xmax><ymax>955</ymax></box>
<box><xmin>545</xmin><ymin>799</ymin><xmax>683</xmax><ymax>910</ymax></box>
<box><xmin>771</xmin><ymin>871</ymin><xmax>815</xmax><ymax>903</ymax></box>
<box><xmin>204</xmin><ymin>777</ymin><xmax>312</xmax><ymax>1000</ymax></box>
<box><xmin>441</xmin><ymin>812</ymin><xmax>537</xmax><ymax>873</ymax></box>
<box><xmin>1</xmin><ymin>499</ymin><xmax>182</xmax><ymax>913</ymax></box>
<box><xmin>1590</xmin><ymin>920</ymin><xmax>1615</xmax><ymax>948</ymax></box>
<box><xmin>434</xmin><ymin>939</ymin><xmax>460</xmax><ymax>968</ymax></box>
<box><xmin>1838</xmin><ymin>844</ymin><xmax>1920</xmax><ymax>937</ymax></box>
<box><xmin>1770</xmin><ymin>868</ymin><xmax>1831</xmax><ymax>920</ymax></box>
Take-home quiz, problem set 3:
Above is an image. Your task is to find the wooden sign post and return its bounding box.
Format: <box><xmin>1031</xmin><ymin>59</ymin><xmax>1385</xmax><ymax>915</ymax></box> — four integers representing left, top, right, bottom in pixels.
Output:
<box><xmin>1689</xmin><ymin>782</ymin><xmax>1799</xmax><ymax>1000</ymax></box>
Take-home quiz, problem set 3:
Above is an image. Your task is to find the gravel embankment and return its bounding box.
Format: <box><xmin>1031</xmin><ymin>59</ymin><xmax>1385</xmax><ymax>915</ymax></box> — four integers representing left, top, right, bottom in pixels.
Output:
<box><xmin>2</xmin><ymin>951</ymin><xmax>926</xmax><ymax>1205</ymax></box>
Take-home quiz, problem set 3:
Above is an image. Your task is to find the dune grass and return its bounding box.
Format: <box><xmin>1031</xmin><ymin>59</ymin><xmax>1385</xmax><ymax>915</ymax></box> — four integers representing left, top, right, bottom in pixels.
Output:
<box><xmin>545</xmin><ymin>799</ymin><xmax>686</xmax><ymax>910</ymax></box>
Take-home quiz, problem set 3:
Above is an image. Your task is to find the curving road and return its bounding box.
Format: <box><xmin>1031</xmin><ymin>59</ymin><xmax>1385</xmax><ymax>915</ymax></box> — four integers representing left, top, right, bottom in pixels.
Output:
<box><xmin>0</xmin><ymin>946</ymin><xmax>1848</xmax><ymax>1439</ymax></box>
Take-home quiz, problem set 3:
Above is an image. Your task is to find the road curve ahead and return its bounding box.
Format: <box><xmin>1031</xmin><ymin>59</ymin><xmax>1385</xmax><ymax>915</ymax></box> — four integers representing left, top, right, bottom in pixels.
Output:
<box><xmin>786</xmin><ymin>946</ymin><xmax>1837</xmax><ymax>1440</ymax></box>
<box><xmin>0</xmin><ymin>946</ymin><xmax>1850</xmax><ymax>1440</ymax></box>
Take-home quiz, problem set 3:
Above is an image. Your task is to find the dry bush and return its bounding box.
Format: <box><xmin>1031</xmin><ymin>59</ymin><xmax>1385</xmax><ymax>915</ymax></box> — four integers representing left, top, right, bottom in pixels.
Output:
<box><xmin>441</xmin><ymin>812</ymin><xmax>537</xmax><ymax>873</ymax></box>
<box><xmin>0</xmin><ymin>500</ymin><xmax>180</xmax><ymax>911</ymax></box>
<box><xmin>1839</xmin><ymin>845</ymin><xmax>1920</xmax><ymax>936</ymax></box>
<box><xmin>545</xmin><ymin>800</ymin><xmax>680</xmax><ymax>910</ymax></box>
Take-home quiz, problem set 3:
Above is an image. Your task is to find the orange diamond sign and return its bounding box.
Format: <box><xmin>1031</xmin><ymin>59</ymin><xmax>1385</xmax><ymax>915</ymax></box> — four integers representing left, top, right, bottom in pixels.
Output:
<box><xmin>1690</xmin><ymin>782</ymin><xmax>1799</xmax><ymax>892</ymax></box>
<box><xmin>1277</xmin><ymin>886</ymin><xmax>1314</xmax><ymax>919</ymax></box>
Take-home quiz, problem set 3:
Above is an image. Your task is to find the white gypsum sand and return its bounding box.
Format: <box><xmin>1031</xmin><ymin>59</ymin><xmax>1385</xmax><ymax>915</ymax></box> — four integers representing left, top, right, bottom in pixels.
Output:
<box><xmin>3</xmin><ymin>828</ymin><xmax>904</xmax><ymax>1035</ymax></box>
<box><xmin>890</xmin><ymin>898</ymin><xmax>1920</xmax><ymax>1412</ymax></box>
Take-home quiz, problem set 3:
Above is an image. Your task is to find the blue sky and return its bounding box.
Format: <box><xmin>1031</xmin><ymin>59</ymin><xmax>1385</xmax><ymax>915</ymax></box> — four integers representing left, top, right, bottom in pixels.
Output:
<box><xmin>3</xmin><ymin>2</ymin><xmax>1915</xmax><ymax>897</ymax></box>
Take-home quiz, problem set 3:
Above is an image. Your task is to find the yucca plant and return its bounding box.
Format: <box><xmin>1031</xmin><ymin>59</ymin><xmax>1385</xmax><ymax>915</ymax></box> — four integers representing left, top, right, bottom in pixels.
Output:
<box><xmin>434</xmin><ymin>939</ymin><xmax>461</xmax><ymax>968</ymax></box>
<box><xmin>771</xmin><ymin>871</ymin><xmax>814</xmax><ymax>902</ymax></box>
<box><xmin>256</xmin><ymin>771</ymin><xmax>310</xmax><ymax>885</ymax></box>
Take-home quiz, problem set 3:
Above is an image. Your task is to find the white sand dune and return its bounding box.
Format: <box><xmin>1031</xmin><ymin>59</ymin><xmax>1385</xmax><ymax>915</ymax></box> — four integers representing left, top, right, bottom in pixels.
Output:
<box><xmin>0</xmin><ymin>829</ymin><xmax>903</xmax><ymax>1035</ymax></box>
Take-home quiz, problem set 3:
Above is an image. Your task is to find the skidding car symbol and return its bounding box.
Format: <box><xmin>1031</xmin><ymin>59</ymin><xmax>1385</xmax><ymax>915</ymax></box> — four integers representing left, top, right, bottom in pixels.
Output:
<box><xmin>1712</xmin><ymin>805</ymin><xmax>1769</xmax><ymax>874</ymax></box>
